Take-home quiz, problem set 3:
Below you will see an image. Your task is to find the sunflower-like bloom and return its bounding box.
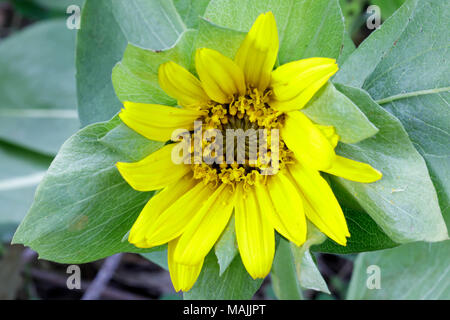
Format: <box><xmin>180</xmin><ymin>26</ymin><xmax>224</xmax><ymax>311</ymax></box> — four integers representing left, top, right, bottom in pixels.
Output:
<box><xmin>116</xmin><ymin>12</ymin><xmax>382</xmax><ymax>291</ymax></box>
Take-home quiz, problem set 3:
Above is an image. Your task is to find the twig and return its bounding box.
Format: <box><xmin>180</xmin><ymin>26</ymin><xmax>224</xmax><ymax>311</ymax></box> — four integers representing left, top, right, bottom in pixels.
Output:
<box><xmin>82</xmin><ymin>253</ymin><xmax>123</xmax><ymax>300</ymax></box>
<box><xmin>0</xmin><ymin>2</ymin><xmax>12</xmax><ymax>12</ymax></box>
<box><xmin>30</xmin><ymin>268</ymin><xmax>147</xmax><ymax>300</ymax></box>
<box><xmin>336</xmin><ymin>259</ymin><xmax>353</xmax><ymax>279</ymax></box>
<box><xmin>21</xmin><ymin>248</ymin><xmax>38</xmax><ymax>264</ymax></box>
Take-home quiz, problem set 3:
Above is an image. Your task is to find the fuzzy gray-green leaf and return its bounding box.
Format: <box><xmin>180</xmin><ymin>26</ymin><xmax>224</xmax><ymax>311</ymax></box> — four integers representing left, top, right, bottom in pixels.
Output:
<box><xmin>12</xmin><ymin>118</ymin><xmax>164</xmax><ymax>263</ymax></box>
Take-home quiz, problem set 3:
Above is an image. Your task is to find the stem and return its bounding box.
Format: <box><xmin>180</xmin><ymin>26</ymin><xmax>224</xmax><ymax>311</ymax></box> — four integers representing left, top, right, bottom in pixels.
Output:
<box><xmin>271</xmin><ymin>239</ymin><xmax>303</xmax><ymax>300</ymax></box>
<box><xmin>82</xmin><ymin>253</ymin><xmax>123</xmax><ymax>300</ymax></box>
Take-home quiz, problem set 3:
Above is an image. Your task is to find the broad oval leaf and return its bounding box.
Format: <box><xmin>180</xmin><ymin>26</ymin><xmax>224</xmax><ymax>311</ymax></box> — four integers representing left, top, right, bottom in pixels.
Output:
<box><xmin>334</xmin><ymin>0</ymin><xmax>419</xmax><ymax>87</ymax></box>
<box><xmin>303</xmin><ymin>82</ymin><xmax>378</xmax><ymax>144</ymax></box>
<box><xmin>348</xmin><ymin>240</ymin><xmax>450</xmax><ymax>299</ymax></box>
<box><xmin>331</xmin><ymin>84</ymin><xmax>447</xmax><ymax>243</ymax></box>
<box><xmin>174</xmin><ymin>0</ymin><xmax>211</xmax><ymax>29</ymax></box>
<box><xmin>196</xmin><ymin>19</ymin><xmax>246</xmax><ymax>60</ymax></box>
<box><xmin>112</xmin><ymin>20</ymin><xmax>246</xmax><ymax>106</ymax></box>
<box><xmin>110</xmin><ymin>0</ymin><xmax>186</xmax><ymax>50</ymax></box>
<box><xmin>335</xmin><ymin>0</ymin><xmax>450</xmax><ymax>232</ymax></box>
<box><xmin>12</xmin><ymin>117</ymin><xmax>164</xmax><ymax>263</ymax></box>
<box><xmin>76</xmin><ymin>0</ymin><xmax>127</xmax><ymax>126</ymax></box>
<box><xmin>77</xmin><ymin>0</ymin><xmax>187</xmax><ymax>126</ymax></box>
<box><xmin>313</xmin><ymin>178</ymin><xmax>398</xmax><ymax>254</ymax></box>
<box><xmin>204</xmin><ymin>0</ymin><xmax>345</xmax><ymax>63</ymax></box>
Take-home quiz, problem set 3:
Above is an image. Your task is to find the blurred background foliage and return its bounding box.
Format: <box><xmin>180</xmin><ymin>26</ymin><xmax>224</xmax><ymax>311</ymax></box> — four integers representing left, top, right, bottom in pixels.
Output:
<box><xmin>0</xmin><ymin>0</ymin><xmax>444</xmax><ymax>301</ymax></box>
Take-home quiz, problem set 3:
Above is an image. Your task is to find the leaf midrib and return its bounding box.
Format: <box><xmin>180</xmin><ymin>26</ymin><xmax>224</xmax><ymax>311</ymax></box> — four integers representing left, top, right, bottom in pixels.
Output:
<box><xmin>376</xmin><ymin>86</ymin><xmax>450</xmax><ymax>105</ymax></box>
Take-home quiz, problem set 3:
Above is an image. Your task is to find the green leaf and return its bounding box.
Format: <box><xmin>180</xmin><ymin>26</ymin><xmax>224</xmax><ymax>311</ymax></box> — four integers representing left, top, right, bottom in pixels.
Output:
<box><xmin>77</xmin><ymin>0</ymin><xmax>186</xmax><ymax>126</ymax></box>
<box><xmin>196</xmin><ymin>19</ymin><xmax>246</xmax><ymax>60</ymax></box>
<box><xmin>76</xmin><ymin>0</ymin><xmax>127</xmax><ymax>126</ymax></box>
<box><xmin>313</xmin><ymin>215</ymin><xmax>398</xmax><ymax>253</ymax></box>
<box><xmin>214</xmin><ymin>215</ymin><xmax>238</xmax><ymax>276</ymax></box>
<box><xmin>336</xmin><ymin>0</ymin><xmax>450</xmax><ymax>230</ymax></box>
<box><xmin>12</xmin><ymin>117</ymin><xmax>164</xmax><ymax>263</ymax></box>
<box><xmin>141</xmin><ymin>249</ymin><xmax>168</xmax><ymax>270</ymax></box>
<box><xmin>337</xmin><ymin>31</ymin><xmax>356</xmax><ymax>66</ymax></box>
<box><xmin>347</xmin><ymin>240</ymin><xmax>450</xmax><ymax>299</ymax></box>
<box><xmin>278</xmin><ymin>0</ymin><xmax>344</xmax><ymax>63</ymax></box>
<box><xmin>370</xmin><ymin>0</ymin><xmax>406</xmax><ymax>20</ymax></box>
<box><xmin>34</xmin><ymin>0</ymin><xmax>84</xmax><ymax>11</ymax></box>
<box><xmin>0</xmin><ymin>143</ymin><xmax>52</xmax><ymax>227</ymax></box>
<box><xmin>110</xmin><ymin>0</ymin><xmax>186</xmax><ymax>50</ymax></box>
<box><xmin>383</xmin><ymin>93</ymin><xmax>450</xmax><ymax>229</ymax></box>
<box><xmin>204</xmin><ymin>0</ymin><xmax>344</xmax><ymax>63</ymax></box>
<box><xmin>174</xmin><ymin>0</ymin><xmax>211</xmax><ymax>28</ymax></box>
<box><xmin>110</xmin><ymin>1</ymin><xmax>346</xmax><ymax>118</ymax></box>
<box><xmin>302</xmin><ymin>83</ymin><xmax>378</xmax><ymax>144</ymax></box>
<box><xmin>184</xmin><ymin>252</ymin><xmax>263</xmax><ymax>300</ymax></box>
<box><xmin>335</xmin><ymin>0</ymin><xmax>418</xmax><ymax>87</ymax></box>
<box><xmin>112</xmin><ymin>30</ymin><xmax>197</xmax><ymax>105</ymax></box>
<box><xmin>291</xmin><ymin>224</ymin><xmax>330</xmax><ymax>294</ymax></box>
<box><xmin>0</xmin><ymin>19</ymin><xmax>79</xmax><ymax>155</ymax></box>
<box><xmin>99</xmin><ymin>122</ymin><xmax>164</xmax><ymax>162</ymax></box>
<box><xmin>112</xmin><ymin>20</ymin><xmax>245</xmax><ymax>107</ymax></box>
<box><xmin>313</xmin><ymin>179</ymin><xmax>398</xmax><ymax>254</ymax></box>
<box><xmin>362</xmin><ymin>2</ymin><xmax>449</xmax><ymax>105</ymax></box>
<box><xmin>271</xmin><ymin>238</ymin><xmax>303</xmax><ymax>299</ymax></box>
<box><xmin>332</xmin><ymin>84</ymin><xmax>448</xmax><ymax>243</ymax></box>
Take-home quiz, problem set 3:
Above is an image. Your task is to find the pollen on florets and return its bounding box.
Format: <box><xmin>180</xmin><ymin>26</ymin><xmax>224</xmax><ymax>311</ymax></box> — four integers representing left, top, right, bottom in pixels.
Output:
<box><xmin>184</xmin><ymin>87</ymin><xmax>294</xmax><ymax>189</ymax></box>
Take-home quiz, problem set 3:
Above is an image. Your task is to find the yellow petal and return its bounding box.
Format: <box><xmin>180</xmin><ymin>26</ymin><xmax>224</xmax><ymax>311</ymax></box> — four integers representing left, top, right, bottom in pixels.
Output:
<box><xmin>270</xmin><ymin>58</ymin><xmax>338</xmax><ymax>111</ymax></box>
<box><xmin>282</xmin><ymin>111</ymin><xmax>335</xmax><ymax>170</ymax></box>
<box><xmin>144</xmin><ymin>181</ymin><xmax>215</xmax><ymax>247</ymax></box>
<box><xmin>324</xmin><ymin>155</ymin><xmax>382</xmax><ymax>183</ymax></box>
<box><xmin>235</xmin><ymin>11</ymin><xmax>279</xmax><ymax>92</ymax></box>
<box><xmin>195</xmin><ymin>48</ymin><xmax>246</xmax><ymax>103</ymax></box>
<box><xmin>288</xmin><ymin>163</ymin><xmax>349</xmax><ymax>245</ymax></box>
<box><xmin>158</xmin><ymin>61</ymin><xmax>210</xmax><ymax>108</ymax></box>
<box><xmin>119</xmin><ymin>102</ymin><xmax>205</xmax><ymax>142</ymax></box>
<box><xmin>257</xmin><ymin>171</ymin><xmax>306</xmax><ymax>246</ymax></box>
<box><xmin>117</xmin><ymin>144</ymin><xmax>191</xmax><ymax>191</ymax></box>
<box><xmin>129</xmin><ymin>174</ymin><xmax>197</xmax><ymax>248</ymax></box>
<box><xmin>235</xmin><ymin>184</ymin><xmax>275</xmax><ymax>279</ymax></box>
<box><xmin>174</xmin><ymin>184</ymin><xmax>235</xmax><ymax>265</ymax></box>
<box><xmin>168</xmin><ymin>238</ymin><xmax>204</xmax><ymax>292</ymax></box>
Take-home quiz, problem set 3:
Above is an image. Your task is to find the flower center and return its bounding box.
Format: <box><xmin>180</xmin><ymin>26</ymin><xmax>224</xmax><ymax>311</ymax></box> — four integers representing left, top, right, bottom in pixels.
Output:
<box><xmin>188</xmin><ymin>88</ymin><xmax>294</xmax><ymax>189</ymax></box>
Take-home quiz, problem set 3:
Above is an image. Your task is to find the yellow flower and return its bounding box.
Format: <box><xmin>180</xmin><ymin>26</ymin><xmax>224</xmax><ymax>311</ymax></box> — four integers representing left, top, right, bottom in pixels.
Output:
<box><xmin>116</xmin><ymin>12</ymin><xmax>382</xmax><ymax>292</ymax></box>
